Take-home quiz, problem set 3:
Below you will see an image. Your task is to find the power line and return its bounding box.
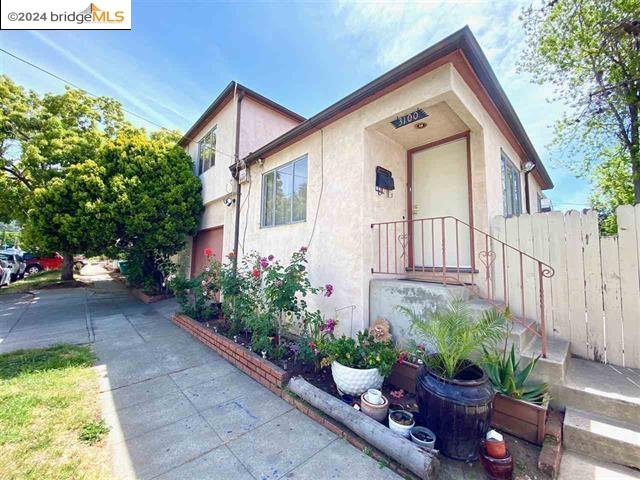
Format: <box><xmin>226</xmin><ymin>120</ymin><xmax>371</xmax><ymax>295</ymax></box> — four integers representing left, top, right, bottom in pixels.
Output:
<box><xmin>0</xmin><ymin>47</ymin><xmax>237</xmax><ymax>160</ymax></box>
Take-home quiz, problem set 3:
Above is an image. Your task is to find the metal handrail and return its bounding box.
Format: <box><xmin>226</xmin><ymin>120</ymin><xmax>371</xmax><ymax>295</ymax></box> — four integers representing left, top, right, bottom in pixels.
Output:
<box><xmin>370</xmin><ymin>215</ymin><xmax>555</xmax><ymax>357</ymax></box>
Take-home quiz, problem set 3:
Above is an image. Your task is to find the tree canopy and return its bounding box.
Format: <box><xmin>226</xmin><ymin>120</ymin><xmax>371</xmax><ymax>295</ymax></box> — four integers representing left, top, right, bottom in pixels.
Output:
<box><xmin>520</xmin><ymin>0</ymin><xmax>640</xmax><ymax>218</ymax></box>
<box><xmin>0</xmin><ymin>75</ymin><xmax>202</xmax><ymax>282</ymax></box>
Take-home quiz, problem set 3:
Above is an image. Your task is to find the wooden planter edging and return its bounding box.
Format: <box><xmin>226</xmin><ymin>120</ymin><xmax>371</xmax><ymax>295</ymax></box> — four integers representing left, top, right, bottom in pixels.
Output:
<box><xmin>492</xmin><ymin>393</ymin><xmax>548</xmax><ymax>445</ymax></box>
<box><xmin>171</xmin><ymin>313</ymin><xmax>290</xmax><ymax>388</ymax></box>
<box><xmin>389</xmin><ymin>360</ymin><xmax>420</xmax><ymax>394</ymax></box>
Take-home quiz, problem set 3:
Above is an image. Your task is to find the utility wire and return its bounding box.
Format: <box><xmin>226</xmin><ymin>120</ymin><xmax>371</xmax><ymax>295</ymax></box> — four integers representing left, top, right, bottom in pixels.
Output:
<box><xmin>0</xmin><ymin>47</ymin><xmax>237</xmax><ymax>160</ymax></box>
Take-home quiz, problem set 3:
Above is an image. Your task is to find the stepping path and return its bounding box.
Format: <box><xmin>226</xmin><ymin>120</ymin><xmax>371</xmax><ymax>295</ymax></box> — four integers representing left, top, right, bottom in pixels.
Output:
<box><xmin>0</xmin><ymin>265</ymin><xmax>402</xmax><ymax>479</ymax></box>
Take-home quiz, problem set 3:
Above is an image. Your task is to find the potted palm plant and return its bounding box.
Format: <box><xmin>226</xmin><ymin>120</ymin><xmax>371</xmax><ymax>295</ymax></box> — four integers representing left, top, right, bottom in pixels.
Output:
<box><xmin>398</xmin><ymin>299</ymin><xmax>506</xmax><ymax>461</ymax></box>
<box><xmin>482</xmin><ymin>342</ymin><xmax>549</xmax><ymax>444</ymax></box>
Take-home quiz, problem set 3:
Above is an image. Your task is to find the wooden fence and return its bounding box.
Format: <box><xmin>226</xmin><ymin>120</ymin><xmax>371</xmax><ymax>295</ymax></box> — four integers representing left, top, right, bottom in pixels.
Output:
<box><xmin>490</xmin><ymin>205</ymin><xmax>640</xmax><ymax>369</ymax></box>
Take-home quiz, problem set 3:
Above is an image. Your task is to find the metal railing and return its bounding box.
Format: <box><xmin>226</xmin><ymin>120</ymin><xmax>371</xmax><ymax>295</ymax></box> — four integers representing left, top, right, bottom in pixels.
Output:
<box><xmin>370</xmin><ymin>216</ymin><xmax>555</xmax><ymax>357</ymax></box>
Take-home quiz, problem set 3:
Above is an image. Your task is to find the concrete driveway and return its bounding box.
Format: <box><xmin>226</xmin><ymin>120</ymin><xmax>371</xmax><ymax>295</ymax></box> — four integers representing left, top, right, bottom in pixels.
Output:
<box><xmin>0</xmin><ymin>266</ymin><xmax>402</xmax><ymax>480</ymax></box>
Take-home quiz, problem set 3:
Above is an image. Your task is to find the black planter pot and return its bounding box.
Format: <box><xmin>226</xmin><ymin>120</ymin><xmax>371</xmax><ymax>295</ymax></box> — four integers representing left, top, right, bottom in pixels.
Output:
<box><xmin>416</xmin><ymin>361</ymin><xmax>495</xmax><ymax>461</ymax></box>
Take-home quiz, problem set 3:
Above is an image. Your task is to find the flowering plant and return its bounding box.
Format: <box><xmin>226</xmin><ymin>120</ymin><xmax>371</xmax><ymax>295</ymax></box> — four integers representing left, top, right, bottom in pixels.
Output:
<box><xmin>169</xmin><ymin>250</ymin><xmax>221</xmax><ymax>321</ymax></box>
<box><xmin>320</xmin><ymin>330</ymin><xmax>399</xmax><ymax>377</ymax></box>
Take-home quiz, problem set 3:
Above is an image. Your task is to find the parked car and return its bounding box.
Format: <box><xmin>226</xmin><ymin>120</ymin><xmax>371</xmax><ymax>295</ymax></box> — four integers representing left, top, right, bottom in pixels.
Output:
<box><xmin>22</xmin><ymin>252</ymin><xmax>86</xmax><ymax>275</ymax></box>
<box><xmin>0</xmin><ymin>251</ymin><xmax>26</xmax><ymax>281</ymax></box>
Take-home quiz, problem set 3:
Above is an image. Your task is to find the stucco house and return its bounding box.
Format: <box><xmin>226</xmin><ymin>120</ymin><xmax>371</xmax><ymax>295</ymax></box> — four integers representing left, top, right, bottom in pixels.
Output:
<box><xmin>179</xmin><ymin>26</ymin><xmax>554</xmax><ymax>336</ymax></box>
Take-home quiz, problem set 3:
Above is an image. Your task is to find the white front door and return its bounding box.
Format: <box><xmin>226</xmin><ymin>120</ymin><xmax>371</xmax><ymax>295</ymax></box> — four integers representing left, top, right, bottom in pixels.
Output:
<box><xmin>411</xmin><ymin>137</ymin><xmax>471</xmax><ymax>269</ymax></box>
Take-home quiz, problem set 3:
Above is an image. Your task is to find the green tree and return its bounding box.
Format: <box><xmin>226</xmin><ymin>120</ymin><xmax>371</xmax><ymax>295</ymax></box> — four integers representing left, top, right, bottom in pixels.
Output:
<box><xmin>101</xmin><ymin>128</ymin><xmax>202</xmax><ymax>292</ymax></box>
<box><xmin>590</xmin><ymin>150</ymin><xmax>634</xmax><ymax>234</ymax></box>
<box><xmin>520</xmin><ymin>0</ymin><xmax>640</xmax><ymax>202</ymax></box>
<box><xmin>0</xmin><ymin>75</ymin><xmax>124</xmax><ymax>279</ymax></box>
<box><xmin>24</xmin><ymin>160</ymin><xmax>117</xmax><ymax>279</ymax></box>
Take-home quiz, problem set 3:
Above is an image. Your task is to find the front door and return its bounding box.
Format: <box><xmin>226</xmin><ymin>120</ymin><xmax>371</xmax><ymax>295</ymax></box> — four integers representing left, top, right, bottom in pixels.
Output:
<box><xmin>411</xmin><ymin>136</ymin><xmax>471</xmax><ymax>269</ymax></box>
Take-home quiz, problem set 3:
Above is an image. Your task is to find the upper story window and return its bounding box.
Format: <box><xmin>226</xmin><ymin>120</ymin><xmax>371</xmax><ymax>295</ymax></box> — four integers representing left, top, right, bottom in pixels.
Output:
<box><xmin>501</xmin><ymin>151</ymin><xmax>522</xmax><ymax>217</ymax></box>
<box><xmin>261</xmin><ymin>155</ymin><xmax>308</xmax><ymax>227</ymax></box>
<box><xmin>198</xmin><ymin>127</ymin><xmax>216</xmax><ymax>174</ymax></box>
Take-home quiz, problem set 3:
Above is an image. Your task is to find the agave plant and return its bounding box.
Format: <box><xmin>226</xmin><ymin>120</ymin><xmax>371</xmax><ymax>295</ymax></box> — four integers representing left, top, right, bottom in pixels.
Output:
<box><xmin>482</xmin><ymin>343</ymin><xmax>549</xmax><ymax>405</ymax></box>
<box><xmin>397</xmin><ymin>299</ymin><xmax>507</xmax><ymax>380</ymax></box>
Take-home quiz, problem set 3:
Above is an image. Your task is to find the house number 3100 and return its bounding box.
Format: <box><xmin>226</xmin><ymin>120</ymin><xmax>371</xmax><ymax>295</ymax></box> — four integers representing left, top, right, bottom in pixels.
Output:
<box><xmin>391</xmin><ymin>108</ymin><xmax>428</xmax><ymax>129</ymax></box>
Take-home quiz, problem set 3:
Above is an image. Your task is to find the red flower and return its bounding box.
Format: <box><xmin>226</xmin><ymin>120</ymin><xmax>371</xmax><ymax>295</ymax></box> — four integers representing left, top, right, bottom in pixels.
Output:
<box><xmin>204</xmin><ymin>247</ymin><xmax>213</xmax><ymax>257</ymax></box>
<box><xmin>252</xmin><ymin>268</ymin><xmax>260</xmax><ymax>278</ymax></box>
<box><xmin>397</xmin><ymin>351</ymin><xmax>409</xmax><ymax>364</ymax></box>
<box><xmin>309</xmin><ymin>341</ymin><xmax>316</xmax><ymax>349</ymax></box>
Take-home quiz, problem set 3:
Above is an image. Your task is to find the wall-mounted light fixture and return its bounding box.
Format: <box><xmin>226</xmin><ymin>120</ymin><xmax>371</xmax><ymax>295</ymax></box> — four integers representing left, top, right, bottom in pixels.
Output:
<box><xmin>223</xmin><ymin>197</ymin><xmax>236</xmax><ymax>207</ymax></box>
<box><xmin>523</xmin><ymin>160</ymin><xmax>536</xmax><ymax>214</ymax></box>
<box><xmin>415</xmin><ymin>122</ymin><xmax>427</xmax><ymax>129</ymax></box>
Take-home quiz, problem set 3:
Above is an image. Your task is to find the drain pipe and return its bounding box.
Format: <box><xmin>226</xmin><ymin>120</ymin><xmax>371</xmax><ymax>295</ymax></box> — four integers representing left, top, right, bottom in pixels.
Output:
<box><xmin>232</xmin><ymin>86</ymin><xmax>244</xmax><ymax>270</ymax></box>
<box><xmin>523</xmin><ymin>160</ymin><xmax>536</xmax><ymax>214</ymax></box>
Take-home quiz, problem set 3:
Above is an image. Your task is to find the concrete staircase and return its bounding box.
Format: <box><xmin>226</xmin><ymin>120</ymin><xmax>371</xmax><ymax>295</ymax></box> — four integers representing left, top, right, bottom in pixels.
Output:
<box><xmin>556</xmin><ymin>358</ymin><xmax>640</xmax><ymax>471</ymax></box>
<box><xmin>370</xmin><ymin>277</ymin><xmax>640</xmax><ymax>472</ymax></box>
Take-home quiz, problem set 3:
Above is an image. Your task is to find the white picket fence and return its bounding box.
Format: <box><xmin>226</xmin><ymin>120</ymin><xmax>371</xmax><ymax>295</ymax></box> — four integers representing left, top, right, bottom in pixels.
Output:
<box><xmin>490</xmin><ymin>205</ymin><xmax>640</xmax><ymax>369</ymax></box>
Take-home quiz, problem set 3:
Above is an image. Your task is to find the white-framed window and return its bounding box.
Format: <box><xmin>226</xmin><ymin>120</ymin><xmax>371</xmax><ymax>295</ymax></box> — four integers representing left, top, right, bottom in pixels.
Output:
<box><xmin>501</xmin><ymin>150</ymin><xmax>522</xmax><ymax>217</ymax></box>
<box><xmin>198</xmin><ymin>126</ymin><xmax>216</xmax><ymax>174</ymax></box>
<box><xmin>261</xmin><ymin>155</ymin><xmax>308</xmax><ymax>227</ymax></box>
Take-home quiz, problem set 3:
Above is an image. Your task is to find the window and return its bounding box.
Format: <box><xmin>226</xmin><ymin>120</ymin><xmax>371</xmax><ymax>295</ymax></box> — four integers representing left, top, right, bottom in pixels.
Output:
<box><xmin>501</xmin><ymin>151</ymin><xmax>522</xmax><ymax>217</ymax></box>
<box><xmin>198</xmin><ymin>127</ymin><xmax>216</xmax><ymax>174</ymax></box>
<box><xmin>261</xmin><ymin>155</ymin><xmax>308</xmax><ymax>227</ymax></box>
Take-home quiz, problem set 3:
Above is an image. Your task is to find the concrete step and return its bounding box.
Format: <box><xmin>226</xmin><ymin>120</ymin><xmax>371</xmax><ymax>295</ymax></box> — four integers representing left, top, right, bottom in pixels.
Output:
<box><xmin>520</xmin><ymin>335</ymin><xmax>571</xmax><ymax>384</ymax></box>
<box><xmin>466</xmin><ymin>298</ymin><xmax>537</xmax><ymax>354</ymax></box>
<box><xmin>558</xmin><ymin>451</ymin><xmax>640</xmax><ymax>480</ymax></box>
<box><xmin>564</xmin><ymin>407</ymin><xmax>640</xmax><ymax>469</ymax></box>
<box><xmin>552</xmin><ymin>357</ymin><xmax>640</xmax><ymax>425</ymax></box>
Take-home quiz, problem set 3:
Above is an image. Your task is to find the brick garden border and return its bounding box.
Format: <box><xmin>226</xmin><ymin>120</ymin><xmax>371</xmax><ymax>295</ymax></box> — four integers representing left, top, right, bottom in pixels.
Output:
<box><xmin>171</xmin><ymin>312</ymin><xmax>420</xmax><ymax>480</ymax></box>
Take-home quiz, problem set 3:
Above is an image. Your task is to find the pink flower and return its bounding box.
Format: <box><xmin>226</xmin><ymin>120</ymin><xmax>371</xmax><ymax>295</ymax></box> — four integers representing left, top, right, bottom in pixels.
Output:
<box><xmin>259</xmin><ymin>257</ymin><xmax>269</xmax><ymax>269</ymax></box>
<box><xmin>324</xmin><ymin>284</ymin><xmax>334</xmax><ymax>297</ymax></box>
<box><xmin>309</xmin><ymin>341</ymin><xmax>316</xmax><ymax>350</ymax></box>
<box><xmin>321</xmin><ymin>318</ymin><xmax>336</xmax><ymax>334</ymax></box>
<box><xmin>251</xmin><ymin>268</ymin><xmax>260</xmax><ymax>278</ymax></box>
<box><xmin>390</xmin><ymin>389</ymin><xmax>405</xmax><ymax>400</ymax></box>
<box><xmin>397</xmin><ymin>351</ymin><xmax>409</xmax><ymax>364</ymax></box>
<box><xmin>203</xmin><ymin>247</ymin><xmax>213</xmax><ymax>257</ymax></box>
<box><xmin>268</xmin><ymin>254</ymin><xmax>274</xmax><ymax>261</ymax></box>
<box><xmin>300</xmin><ymin>246</ymin><xmax>308</xmax><ymax>253</ymax></box>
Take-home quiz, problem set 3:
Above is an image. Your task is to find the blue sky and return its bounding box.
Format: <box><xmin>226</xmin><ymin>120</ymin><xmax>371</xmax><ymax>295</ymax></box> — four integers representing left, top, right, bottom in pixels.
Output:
<box><xmin>0</xmin><ymin>0</ymin><xmax>590</xmax><ymax>210</ymax></box>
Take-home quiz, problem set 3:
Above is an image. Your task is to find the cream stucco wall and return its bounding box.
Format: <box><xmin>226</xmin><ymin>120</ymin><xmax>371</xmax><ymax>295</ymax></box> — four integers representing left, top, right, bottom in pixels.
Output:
<box><xmin>234</xmin><ymin>61</ymin><xmax>551</xmax><ymax>332</ymax></box>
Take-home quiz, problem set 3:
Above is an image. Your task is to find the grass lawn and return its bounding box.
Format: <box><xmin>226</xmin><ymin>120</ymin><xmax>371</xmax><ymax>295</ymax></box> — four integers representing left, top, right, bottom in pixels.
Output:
<box><xmin>0</xmin><ymin>344</ymin><xmax>111</xmax><ymax>480</ymax></box>
<box><xmin>0</xmin><ymin>270</ymin><xmax>62</xmax><ymax>294</ymax></box>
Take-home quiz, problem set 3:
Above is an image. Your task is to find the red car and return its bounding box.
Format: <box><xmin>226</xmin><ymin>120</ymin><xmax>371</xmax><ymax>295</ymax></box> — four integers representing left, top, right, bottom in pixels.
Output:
<box><xmin>23</xmin><ymin>252</ymin><xmax>87</xmax><ymax>276</ymax></box>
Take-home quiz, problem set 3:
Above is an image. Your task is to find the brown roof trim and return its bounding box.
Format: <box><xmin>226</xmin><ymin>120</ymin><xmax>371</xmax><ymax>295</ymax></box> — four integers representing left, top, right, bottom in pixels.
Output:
<box><xmin>237</xmin><ymin>26</ymin><xmax>553</xmax><ymax>190</ymax></box>
<box><xmin>178</xmin><ymin>81</ymin><xmax>305</xmax><ymax>147</ymax></box>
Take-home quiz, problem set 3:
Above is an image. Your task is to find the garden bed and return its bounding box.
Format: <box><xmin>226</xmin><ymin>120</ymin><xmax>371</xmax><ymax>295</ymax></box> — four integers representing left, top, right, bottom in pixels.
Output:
<box><xmin>110</xmin><ymin>272</ymin><xmax>173</xmax><ymax>304</ymax></box>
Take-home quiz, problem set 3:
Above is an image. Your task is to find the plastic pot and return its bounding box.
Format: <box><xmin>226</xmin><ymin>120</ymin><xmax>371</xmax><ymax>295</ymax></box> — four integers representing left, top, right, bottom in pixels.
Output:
<box><xmin>388</xmin><ymin>410</ymin><xmax>415</xmax><ymax>438</ymax></box>
<box><xmin>410</xmin><ymin>426</ymin><xmax>436</xmax><ymax>450</ymax></box>
<box><xmin>416</xmin><ymin>360</ymin><xmax>494</xmax><ymax>461</ymax></box>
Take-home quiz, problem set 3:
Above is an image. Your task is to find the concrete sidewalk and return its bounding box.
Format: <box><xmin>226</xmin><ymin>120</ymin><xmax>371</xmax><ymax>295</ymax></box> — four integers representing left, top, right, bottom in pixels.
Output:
<box><xmin>0</xmin><ymin>266</ymin><xmax>402</xmax><ymax>480</ymax></box>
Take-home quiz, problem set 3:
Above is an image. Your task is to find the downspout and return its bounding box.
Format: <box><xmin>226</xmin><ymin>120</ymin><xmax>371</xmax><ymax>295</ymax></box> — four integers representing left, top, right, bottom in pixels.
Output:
<box><xmin>524</xmin><ymin>170</ymin><xmax>531</xmax><ymax>214</ymax></box>
<box><xmin>232</xmin><ymin>87</ymin><xmax>244</xmax><ymax>269</ymax></box>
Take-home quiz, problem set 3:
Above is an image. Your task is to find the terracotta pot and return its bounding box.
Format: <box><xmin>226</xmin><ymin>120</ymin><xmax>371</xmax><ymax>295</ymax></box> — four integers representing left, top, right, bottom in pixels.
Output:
<box><xmin>485</xmin><ymin>439</ymin><xmax>507</xmax><ymax>459</ymax></box>
<box><xmin>480</xmin><ymin>441</ymin><xmax>513</xmax><ymax>479</ymax></box>
<box><xmin>360</xmin><ymin>393</ymin><xmax>389</xmax><ymax>422</ymax></box>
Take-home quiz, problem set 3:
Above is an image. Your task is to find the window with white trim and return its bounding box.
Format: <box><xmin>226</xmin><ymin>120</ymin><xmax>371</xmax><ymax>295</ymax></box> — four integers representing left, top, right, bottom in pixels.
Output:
<box><xmin>501</xmin><ymin>151</ymin><xmax>522</xmax><ymax>217</ymax></box>
<box><xmin>261</xmin><ymin>155</ymin><xmax>308</xmax><ymax>227</ymax></box>
<box><xmin>198</xmin><ymin>127</ymin><xmax>216</xmax><ymax>174</ymax></box>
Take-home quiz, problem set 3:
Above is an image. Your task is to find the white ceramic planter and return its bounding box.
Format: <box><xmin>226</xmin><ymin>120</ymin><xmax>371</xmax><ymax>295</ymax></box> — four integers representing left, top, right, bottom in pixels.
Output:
<box><xmin>331</xmin><ymin>361</ymin><xmax>383</xmax><ymax>396</ymax></box>
<box><xmin>388</xmin><ymin>411</ymin><xmax>415</xmax><ymax>438</ymax></box>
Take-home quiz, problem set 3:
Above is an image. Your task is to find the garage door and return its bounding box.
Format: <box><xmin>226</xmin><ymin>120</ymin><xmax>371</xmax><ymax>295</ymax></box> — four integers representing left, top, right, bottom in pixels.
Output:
<box><xmin>191</xmin><ymin>226</ymin><xmax>224</xmax><ymax>277</ymax></box>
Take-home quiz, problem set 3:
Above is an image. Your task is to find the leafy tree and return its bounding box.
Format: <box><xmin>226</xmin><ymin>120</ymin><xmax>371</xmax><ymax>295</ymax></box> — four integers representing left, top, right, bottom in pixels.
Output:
<box><xmin>520</xmin><ymin>0</ymin><xmax>640</xmax><ymax>203</ymax></box>
<box><xmin>101</xmin><ymin>128</ymin><xmax>202</xmax><ymax>292</ymax></box>
<box><xmin>590</xmin><ymin>149</ymin><xmax>634</xmax><ymax>234</ymax></box>
<box><xmin>0</xmin><ymin>75</ymin><xmax>125</xmax><ymax>279</ymax></box>
<box><xmin>24</xmin><ymin>161</ymin><xmax>117</xmax><ymax>279</ymax></box>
